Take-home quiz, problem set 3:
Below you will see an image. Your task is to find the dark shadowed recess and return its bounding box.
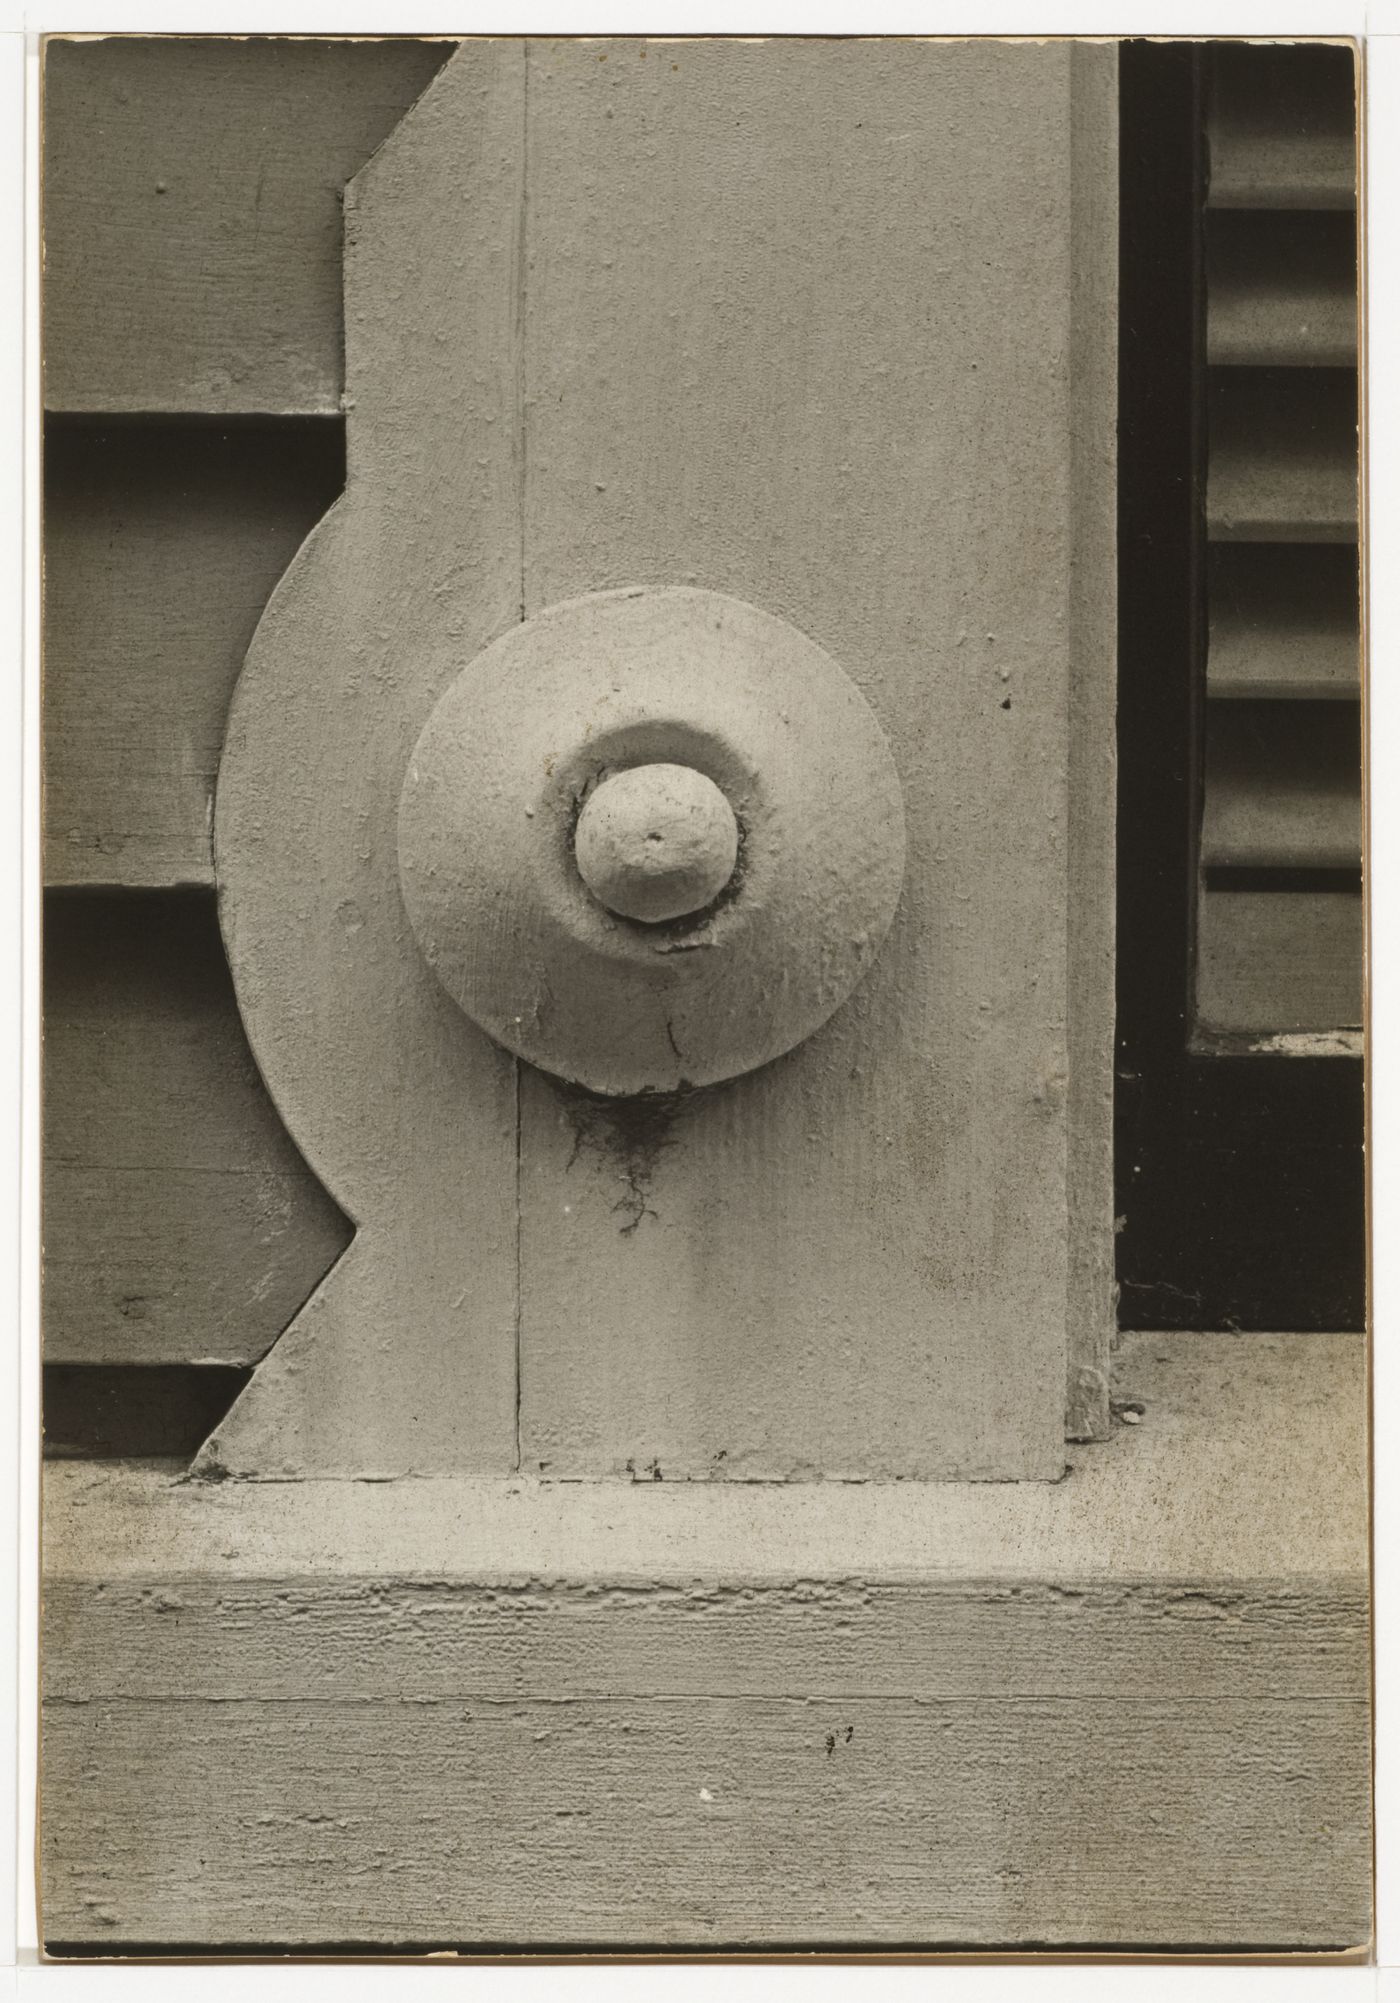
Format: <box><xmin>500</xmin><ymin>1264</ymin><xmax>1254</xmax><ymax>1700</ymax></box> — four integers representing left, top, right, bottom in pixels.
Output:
<box><xmin>43</xmin><ymin>1365</ymin><xmax>253</xmax><ymax>1461</ymax></box>
<box><xmin>42</xmin><ymin>884</ymin><xmax>351</xmax><ymax>1459</ymax></box>
<box><xmin>1113</xmin><ymin>41</ymin><xmax>1364</xmax><ymax>1332</ymax></box>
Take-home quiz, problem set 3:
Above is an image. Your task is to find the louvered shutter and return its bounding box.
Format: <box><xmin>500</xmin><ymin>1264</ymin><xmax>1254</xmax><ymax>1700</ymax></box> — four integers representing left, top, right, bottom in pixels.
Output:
<box><xmin>1197</xmin><ymin>42</ymin><xmax>1361</xmax><ymax>1046</ymax></box>
<box><xmin>41</xmin><ymin>39</ymin><xmax>452</xmax><ymax>1451</ymax></box>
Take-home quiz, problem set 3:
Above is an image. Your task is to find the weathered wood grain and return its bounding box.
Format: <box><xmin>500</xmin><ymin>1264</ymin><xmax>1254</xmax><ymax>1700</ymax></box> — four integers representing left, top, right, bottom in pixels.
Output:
<box><xmin>1208</xmin><ymin>544</ymin><xmax>1359</xmax><ymax>700</ymax></box>
<box><xmin>43</xmin><ymin>892</ymin><xmax>349</xmax><ymax>1366</ymax></box>
<box><xmin>42</xmin><ymin>36</ymin><xmax>454</xmax><ymax>415</ymax></box>
<box><xmin>43</xmin><ymin>420</ymin><xmax>345</xmax><ymax>888</ymax></box>
<box><xmin>40</xmin><ymin>1686</ymin><xmax>1369</xmax><ymax>1950</ymax></box>
<box><xmin>41</xmin><ymin>1575</ymin><xmax>1370</xmax><ymax>1710</ymax></box>
<box><xmin>39</xmin><ymin>1335</ymin><xmax>1371</xmax><ymax>1950</ymax></box>
<box><xmin>516</xmin><ymin>38</ymin><xmax>1117</xmax><ymax>1478</ymax></box>
<box><xmin>1196</xmin><ymin>887</ymin><xmax>1362</xmax><ymax>1034</ymax></box>
<box><xmin>1201</xmin><ymin>701</ymin><xmax>1361</xmax><ymax>871</ymax></box>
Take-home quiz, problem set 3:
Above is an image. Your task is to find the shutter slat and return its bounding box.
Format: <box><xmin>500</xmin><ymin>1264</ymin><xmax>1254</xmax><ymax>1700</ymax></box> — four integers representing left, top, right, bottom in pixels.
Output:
<box><xmin>1196</xmin><ymin>887</ymin><xmax>1362</xmax><ymax>1034</ymax></box>
<box><xmin>1196</xmin><ymin>46</ymin><xmax>1362</xmax><ymax>1047</ymax></box>
<box><xmin>1206</xmin><ymin>42</ymin><xmax>1356</xmax><ymax>211</ymax></box>
<box><xmin>1208</xmin><ymin>545</ymin><xmax>1359</xmax><ymax>699</ymax></box>
<box><xmin>43</xmin><ymin>37</ymin><xmax>453</xmax><ymax>415</ymax></box>
<box><xmin>43</xmin><ymin>893</ymin><xmax>350</xmax><ymax>1366</ymax></box>
<box><xmin>1207</xmin><ymin>369</ymin><xmax>1358</xmax><ymax>542</ymax></box>
<box><xmin>1201</xmin><ymin>702</ymin><xmax>1361</xmax><ymax>870</ymax></box>
<box><xmin>43</xmin><ymin>420</ymin><xmax>344</xmax><ymax>889</ymax></box>
<box><xmin>1206</xmin><ymin>211</ymin><xmax>1356</xmax><ymax>366</ymax></box>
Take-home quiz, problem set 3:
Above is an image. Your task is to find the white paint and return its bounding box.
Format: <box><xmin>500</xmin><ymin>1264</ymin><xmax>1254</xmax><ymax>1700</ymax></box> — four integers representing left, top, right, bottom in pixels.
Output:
<box><xmin>574</xmin><ymin>763</ymin><xmax>739</xmax><ymax>924</ymax></box>
<box><xmin>45</xmin><ymin>1337</ymin><xmax>1368</xmax><ymax>1584</ymax></box>
<box><xmin>397</xmin><ymin>587</ymin><xmax>906</xmax><ymax>1095</ymax></box>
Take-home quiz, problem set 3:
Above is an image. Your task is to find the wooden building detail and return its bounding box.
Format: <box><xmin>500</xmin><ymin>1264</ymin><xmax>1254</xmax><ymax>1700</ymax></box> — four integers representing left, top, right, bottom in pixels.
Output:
<box><xmin>38</xmin><ymin>37</ymin><xmax>1369</xmax><ymax>1955</ymax></box>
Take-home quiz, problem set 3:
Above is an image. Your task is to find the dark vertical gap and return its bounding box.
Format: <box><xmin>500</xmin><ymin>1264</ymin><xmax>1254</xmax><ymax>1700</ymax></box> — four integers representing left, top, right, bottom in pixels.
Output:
<box><xmin>1184</xmin><ymin>45</ymin><xmax>1210</xmax><ymax>1030</ymax></box>
<box><xmin>513</xmin><ymin>1059</ymin><xmax>523</xmax><ymax>1475</ymax></box>
<box><xmin>1115</xmin><ymin>40</ymin><xmax>1365</xmax><ymax>1333</ymax></box>
<box><xmin>1116</xmin><ymin>40</ymin><xmax>1201</xmax><ymax>1319</ymax></box>
<box><xmin>518</xmin><ymin>38</ymin><xmax>529</xmax><ymax>629</ymax></box>
<box><xmin>512</xmin><ymin>42</ymin><xmax>529</xmax><ymax>1472</ymax></box>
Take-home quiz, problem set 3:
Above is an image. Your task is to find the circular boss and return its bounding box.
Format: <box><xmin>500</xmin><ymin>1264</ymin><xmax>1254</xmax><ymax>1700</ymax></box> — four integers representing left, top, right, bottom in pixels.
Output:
<box><xmin>397</xmin><ymin>586</ymin><xmax>906</xmax><ymax>1096</ymax></box>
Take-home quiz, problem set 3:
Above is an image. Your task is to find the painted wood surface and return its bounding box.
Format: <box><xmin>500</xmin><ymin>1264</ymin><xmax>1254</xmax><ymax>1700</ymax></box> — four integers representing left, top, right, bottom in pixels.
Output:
<box><xmin>40</xmin><ymin>1682</ymin><xmax>1369</xmax><ymax>1950</ymax></box>
<box><xmin>1206</xmin><ymin>42</ymin><xmax>1357</xmax><ymax>211</ymax></box>
<box><xmin>1207</xmin><ymin>370</ymin><xmax>1359</xmax><ymax>543</ymax></box>
<box><xmin>1065</xmin><ymin>43</ymin><xmax>1119</xmax><ymax>1442</ymax></box>
<box><xmin>1196</xmin><ymin>887</ymin><xmax>1362</xmax><ymax>1034</ymax></box>
<box><xmin>40</xmin><ymin>1335</ymin><xmax>1371</xmax><ymax>1950</ymax></box>
<box><xmin>43</xmin><ymin>893</ymin><xmax>349</xmax><ymax>1366</ymax></box>
<box><xmin>43</xmin><ymin>421</ymin><xmax>345</xmax><ymax>888</ymax></box>
<box><xmin>1207</xmin><ymin>545</ymin><xmax>1358</xmax><ymax>700</ymax></box>
<box><xmin>1206</xmin><ymin>212</ymin><xmax>1357</xmax><ymax>368</ymax></box>
<box><xmin>514</xmin><ymin>38</ymin><xmax>1116</xmax><ymax>1477</ymax></box>
<box><xmin>42</xmin><ymin>36</ymin><xmax>453</xmax><ymax>415</ymax></box>
<box><xmin>201</xmin><ymin>37</ymin><xmax>1118</xmax><ymax>1479</ymax></box>
<box><xmin>42</xmin><ymin>1334</ymin><xmax>1371</xmax><ymax>1588</ymax></box>
<box><xmin>201</xmin><ymin>45</ymin><xmax>526</xmax><ymax>1477</ymax></box>
<box><xmin>1202</xmin><ymin>702</ymin><xmax>1361</xmax><ymax>869</ymax></box>
<box><xmin>1196</xmin><ymin>43</ymin><xmax>1361</xmax><ymax>1045</ymax></box>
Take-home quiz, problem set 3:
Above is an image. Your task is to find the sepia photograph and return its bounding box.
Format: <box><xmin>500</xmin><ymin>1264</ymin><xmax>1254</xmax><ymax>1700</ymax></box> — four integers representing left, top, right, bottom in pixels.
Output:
<box><xmin>23</xmin><ymin>20</ymin><xmax>1376</xmax><ymax>1964</ymax></box>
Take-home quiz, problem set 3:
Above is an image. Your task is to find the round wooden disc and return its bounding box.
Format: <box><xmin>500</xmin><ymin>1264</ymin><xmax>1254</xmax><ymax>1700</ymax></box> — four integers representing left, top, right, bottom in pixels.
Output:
<box><xmin>397</xmin><ymin>586</ymin><xmax>906</xmax><ymax>1095</ymax></box>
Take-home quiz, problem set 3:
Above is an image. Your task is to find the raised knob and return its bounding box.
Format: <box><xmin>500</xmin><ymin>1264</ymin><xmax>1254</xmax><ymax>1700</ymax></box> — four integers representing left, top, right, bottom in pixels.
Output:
<box><xmin>574</xmin><ymin>763</ymin><xmax>739</xmax><ymax>924</ymax></box>
<box><xmin>397</xmin><ymin>587</ymin><xmax>906</xmax><ymax>1096</ymax></box>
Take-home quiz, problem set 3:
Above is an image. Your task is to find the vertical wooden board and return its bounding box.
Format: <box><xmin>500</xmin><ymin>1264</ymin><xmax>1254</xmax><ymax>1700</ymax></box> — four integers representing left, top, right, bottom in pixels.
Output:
<box><xmin>198</xmin><ymin>44</ymin><xmax>525</xmax><ymax>1477</ymax></box>
<box><xmin>1065</xmin><ymin>42</ymin><xmax>1118</xmax><ymax>1441</ymax></box>
<box><xmin>43</xmin><ymin>421</ymin><xmax>345</xmax><ymax>887</ymax></box>
<box><xmin>43</xmin><ymin>893</ymin><xmax>350</xmax><ymax>1366</ymax></box>
<box><xmin>42</xmin><ymin>36</ymin><xmax>455</xmax><ymax>414</ymax></box>
<box><xmin>518</xmin><ymin>39</ymin><xmax>1103</xmax><ymax>1480</ymax></box>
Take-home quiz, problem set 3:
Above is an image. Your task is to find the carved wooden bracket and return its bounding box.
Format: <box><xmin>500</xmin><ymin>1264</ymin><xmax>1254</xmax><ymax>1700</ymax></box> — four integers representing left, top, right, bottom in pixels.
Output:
<box><xmin>201</xmin><ymin>38</ymin><xmax>1117</xmax><ymax>1484</ymax></box>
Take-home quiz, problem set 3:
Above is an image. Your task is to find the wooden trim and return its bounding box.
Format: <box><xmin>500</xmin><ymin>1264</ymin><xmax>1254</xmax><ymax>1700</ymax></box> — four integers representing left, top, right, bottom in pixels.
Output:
<box><xmin>41</xmin><ymin>36</ymin><xmax>455</xmax><ymax>416</ymax></box>
<box><xmin>1065</xmin><ymin>40</ymin><xmax>1120</xmax><ymax>1442</ymax></box>
<box><xmin>40</xmin><ymin>1334</ymin><xmax>1370</xmax><ymax>1951</ymax></box>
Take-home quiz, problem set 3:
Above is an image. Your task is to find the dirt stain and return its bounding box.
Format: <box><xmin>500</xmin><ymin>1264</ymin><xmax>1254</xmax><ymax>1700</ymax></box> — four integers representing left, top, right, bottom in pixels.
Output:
<box><xmin>557</xmin><ymin>1079</ymin><xmax>695</xmax><ymax>1234</ymax></box>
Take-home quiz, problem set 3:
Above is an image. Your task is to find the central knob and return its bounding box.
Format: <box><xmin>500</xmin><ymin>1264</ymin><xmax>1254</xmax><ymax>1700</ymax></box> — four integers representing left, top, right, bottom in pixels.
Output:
<box><xmin>573</xmin><ymin>762</ymin><xmax>740</xmax><ymax>924</ymax></box>
<box><xmin>399</xmin><ymin>588</ymin><xmax>906</xmax><ymax>1092</ymax></box>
